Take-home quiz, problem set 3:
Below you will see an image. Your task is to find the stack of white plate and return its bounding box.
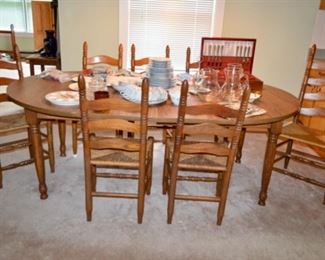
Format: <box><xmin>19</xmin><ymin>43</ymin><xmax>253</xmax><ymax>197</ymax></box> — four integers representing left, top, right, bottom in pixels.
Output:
<box><xmin>147</xmin><ymin>57</ymin><xmax>175</xmax><ymax>89</ymax></box>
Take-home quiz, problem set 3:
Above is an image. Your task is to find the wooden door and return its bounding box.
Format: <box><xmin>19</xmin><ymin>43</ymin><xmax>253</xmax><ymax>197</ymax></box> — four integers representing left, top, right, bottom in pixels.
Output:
<box><xmin>32</xmin><ymin>1</ymin><xmax>54</xmax><ymax>50</ymax></box>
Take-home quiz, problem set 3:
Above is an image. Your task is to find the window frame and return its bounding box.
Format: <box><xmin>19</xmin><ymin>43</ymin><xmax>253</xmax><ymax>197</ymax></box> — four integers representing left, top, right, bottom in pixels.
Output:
<box><xmin>0</xmin><ymin>0</ymin><xmax>34</xmax><ymax>34</ymax></box>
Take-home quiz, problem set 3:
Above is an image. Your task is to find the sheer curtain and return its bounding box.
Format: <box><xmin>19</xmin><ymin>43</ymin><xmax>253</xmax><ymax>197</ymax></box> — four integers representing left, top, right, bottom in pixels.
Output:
<box><xmin>123</xmin><ymin>0</ymin><xmax>223</xmax><ymax>71</ymax></box>
<box><xmin>0</xmin><ymin>0</ymin><xmax>33</xmax><ymax>33</ymax></box>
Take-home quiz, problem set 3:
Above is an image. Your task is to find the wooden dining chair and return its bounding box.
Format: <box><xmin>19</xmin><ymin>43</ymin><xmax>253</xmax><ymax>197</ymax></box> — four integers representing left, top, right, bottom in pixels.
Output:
<box><xmin>0</xmin><ymin>44</ymin><xmax>55</xmax><ymax>188</ymax></box>
<box><xmin>0</xmin><ymin>24</ymin><xmax>16</xmax><ymax>59</ymax></box>
<box><xmin>130</xmin><ymin>43</ymin><xmax>170</xmax><ymax>72</ymax></box>
<box><xmin>69</xmin><ymin>41</ymin><xmax>124</xmax><ymax>156</ymax></box>
<box><xmin>130</xmin><ymin>43</ymin><xmax>171</xmax><ymax>140</ymax></box>
<box><xmin>272</xmin><ymin>44</ymin><xmax>325</xmax><ymax>204</ymax></box>
<box><xmin>163</xmin><ymin>80</ymin><xmax>250</xmax><ymax>225</ymax></box>
<box><xmin>78</xmin><ymin>75</ymin><xmax>154</xmax><ymax>223</ymax></box>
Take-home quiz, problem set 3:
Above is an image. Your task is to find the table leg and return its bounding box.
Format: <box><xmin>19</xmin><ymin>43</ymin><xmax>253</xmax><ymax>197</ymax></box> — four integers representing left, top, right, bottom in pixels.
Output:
<box><xmin>58</xmin><ymin>120</ymin><xmax>66</xmax><ymax>157</ymax></box>
<box><xmin>25</xmin><ymin>110</ymin><xmax>48</xmax><ymax>199</ymax></box>
<box><xmin>41</xmin><ymin>65</ymin><xmax>45</xmax><ymax>72</ymax></box>
<box><xmin>258</xmin><ymin>121</ymin><xmax>282</xmax><ymax>206</ymax></box>
<box><xmin>30</xmin><ymin>62</ymin><xmax>35</xmax><ymax>76</ymax></box>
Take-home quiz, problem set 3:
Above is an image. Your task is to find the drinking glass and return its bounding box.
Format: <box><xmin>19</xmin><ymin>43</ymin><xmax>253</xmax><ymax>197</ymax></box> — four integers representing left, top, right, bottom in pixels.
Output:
<box><xmin>221</xmin><ymin>63</ymin><xmax>246</xmax><ymax>104</ymax></box>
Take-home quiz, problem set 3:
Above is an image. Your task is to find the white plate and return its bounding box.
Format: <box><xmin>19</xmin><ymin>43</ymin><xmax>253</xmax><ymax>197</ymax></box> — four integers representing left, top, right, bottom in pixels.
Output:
<box><xmin>68</xmin><ymin>82</ymin><xmax>79</xmax><ymax>91</ymax></box>
<box><xmin>45</xmin><ymin>91</ymin><xmax>79</xmax><ymax>106</ymax></box>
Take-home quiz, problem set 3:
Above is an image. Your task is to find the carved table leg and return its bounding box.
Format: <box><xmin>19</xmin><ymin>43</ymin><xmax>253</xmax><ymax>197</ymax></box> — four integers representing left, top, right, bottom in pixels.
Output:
<box><xmin>58</xmin><ymin>120</ymin><xmax>66</xmax><ymax>157</ymax></box>
<box><xmin>258</xmin><ymin>121</ymin><xmax>282</xmax><ymax>206</ymax></box>
<box><xmin>25</xmin><ymin>110</ymin><xmax>48</xmax><ymax>199</ymax></box>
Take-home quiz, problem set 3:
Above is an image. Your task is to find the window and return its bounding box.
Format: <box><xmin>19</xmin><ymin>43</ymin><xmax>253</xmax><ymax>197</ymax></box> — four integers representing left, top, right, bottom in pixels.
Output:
<box><xmin>0</xmin><ymin>0</ymin><xmax>33</xmax><ymax>33</ymax></box>
<box><xmin>120</xmin><ymin>0</ymin><xmax>224</xmax><ymax>71</ymax></box>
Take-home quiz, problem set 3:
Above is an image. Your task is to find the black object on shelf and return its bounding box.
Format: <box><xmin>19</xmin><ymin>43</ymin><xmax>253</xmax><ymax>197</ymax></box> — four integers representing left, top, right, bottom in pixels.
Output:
<box><xmin>40</xmin><ymin>30</ymin><xmax>57</xmax><ymax>57</ymax></box>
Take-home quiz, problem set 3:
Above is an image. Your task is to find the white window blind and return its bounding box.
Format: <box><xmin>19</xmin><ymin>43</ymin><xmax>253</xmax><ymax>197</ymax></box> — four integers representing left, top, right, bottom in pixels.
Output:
<box><xmin>128</xmin><ymin>0</ymin><xmax>217</xmax><ymax>70</ymax></box>
<box><xmin>0</xmin><ymin>0</ymin><xmax>33</xmax><ymax>33</ymax></box>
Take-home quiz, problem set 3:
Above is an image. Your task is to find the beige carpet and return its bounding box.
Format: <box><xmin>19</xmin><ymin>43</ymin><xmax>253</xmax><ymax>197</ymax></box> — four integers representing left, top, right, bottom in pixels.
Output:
<box><xmin>0</xmin><ymin>129</ymin><xmax>324</xmax><ymax>260</ymax></box>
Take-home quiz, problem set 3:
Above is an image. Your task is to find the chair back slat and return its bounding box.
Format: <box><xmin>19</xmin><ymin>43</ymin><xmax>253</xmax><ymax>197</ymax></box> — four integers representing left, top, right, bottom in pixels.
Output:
<box><xmin>82</xmin><ymin>41</ymin><xmax>123</xmax><ymax>70</ymax></box>
<box><xmin>300</xmin><ymin>107</ymin><xmax>325</xmax><ymax>117</ymax></box>
<box><xmin>183</xmin><ymin>123</ymin><xmax>236</xmax><ymax>138</ymax></box>
<box><xmin>89</xmin><ymin>118</ymin><xmax>141</xmax><ymax>133</ymax></box>
<box><xmin>87</xmin><ymin>98</ymin><xmax>140</xmax><ymax>112</ymax></box>
<box><xmin>90</xmin><ymin>138</ymin><xmax>140</xmax><ymax>151</ymax></box>
<box><xmin>304</xmin><ymin>92</ymin><xmax>325</xmax><ymax>101</ymax></box>
<box><xmin>185</xmin><ymin>103</ymin><xmax>238</xmax><ymax>118</ymax></box>
<box><xmin>180</xmin><ymin>142</ymin><xmax>230</xmax><ymax>157</ymax></box>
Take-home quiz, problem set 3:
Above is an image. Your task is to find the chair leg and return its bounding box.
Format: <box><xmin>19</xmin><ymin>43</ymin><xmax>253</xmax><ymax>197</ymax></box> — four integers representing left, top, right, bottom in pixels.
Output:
<box><xmin>167</xmin><ymin>163</ymin><xmax>178</xmax><ymax>224</ymax></box>
<box><xmin>46</xmin><ymin>121</ymin><xmax>55</xmax><ymax>173</ymax></box>
<box><xmin>58</xmin><ymin>120</ymin><xmax>66</xmax><ymax>157</ymax></box>
<box><xmin>72</xmin><ymin>120</ymin><xmax>79</xmax><ymax>155</ymax></box>
<box><xmin>216</xmin><ymin>169</ymin><xmax>232</xmax><ymax>225</ymax></box>
<box><xmin>216</xmin><ymin>173</ymin><xmax>223</xmax><ymax>197</ymax></box>
<box><xmin>85</xmin><ymin>162</ymin><xmax>93</xmax><ymax>221</ymax></box>
<box><xmin>137</xmin><ymin>169</ymin><xmax>146</xmax><ymax>224</ymax></box>
<box><xmin>0</xmin><ymin>162</ymin><xmax>3</xmax><ymax>189</ymax></box>
<box><xmin>91</xmin><ymin>165</ymin><xmax>96</xmax><ymax>192</ymax></box>
<box><xmin>162</xmin><ymin>141</ymin><xmax>170</xmax><ymax>195</ymax></box>
<box><xmin>145</xmin><ymin>137</ymin><xmax>154</xmax><ymax>195</ymax></box>
<box><xmin>284</xmin><ymin>139</ymin><xmax>293</xmax><ymax>168</ymax></box>
<box><xmin>236</xmin><ymin>128</ymin><xmax>246</xmax><ymax>163</ymax></box>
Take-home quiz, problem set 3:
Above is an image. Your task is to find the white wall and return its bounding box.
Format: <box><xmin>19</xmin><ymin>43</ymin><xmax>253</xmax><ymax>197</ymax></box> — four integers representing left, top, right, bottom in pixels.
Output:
<box><xmin>58</xmin><ymin>0</ymin><xmax>119</xmax><ymax>70</ymax></box>
<box><xmin>222</xmin><ymin>0</ymin><xmax>319</xmax><ymax>95</ymax></box>
<box><xmin>58</xmin><ymin>0</ymin><xmax>319</xmax><ymax>95</ymax></box>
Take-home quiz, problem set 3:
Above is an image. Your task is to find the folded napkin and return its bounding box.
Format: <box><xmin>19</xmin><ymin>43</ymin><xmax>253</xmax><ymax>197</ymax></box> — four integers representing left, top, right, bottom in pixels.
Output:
<box><xmin>108</xmin><ymin>76</ymin><xmax>142</xmax><ymax>87</ymax></box>
<box><xmin>224</xmin><ymin>102</ymin><xmax>266</xmax><ymax>118</ymax></box>
<box><xmin>168</xmin><ymin>85</ymin><xmax>181</xmax><ymax>106</ymax></box>
<box><xmin>38</xmin><ymin>69</ymin><xmax>72</xmax><ymax>83</ymax></box>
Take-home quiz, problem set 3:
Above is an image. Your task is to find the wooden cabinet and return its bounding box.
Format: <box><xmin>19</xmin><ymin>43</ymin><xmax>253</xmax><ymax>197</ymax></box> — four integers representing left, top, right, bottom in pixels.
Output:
<box><xmin>32</xmin><ymin>1</ymin><xmax>54</xmax><ymax>50</ymax></box>
<box><xmin>320</xmin><ymin>0</ymin><xmax>325</xmax><ymax>10</ymax></box>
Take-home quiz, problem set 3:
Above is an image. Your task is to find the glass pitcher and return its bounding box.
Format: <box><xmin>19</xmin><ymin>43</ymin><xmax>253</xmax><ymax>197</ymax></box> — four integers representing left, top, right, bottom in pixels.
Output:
<box><xmin>221</xmin><ymin>63</ymin><xmax>246</xmax><ymax>104</ymax></box>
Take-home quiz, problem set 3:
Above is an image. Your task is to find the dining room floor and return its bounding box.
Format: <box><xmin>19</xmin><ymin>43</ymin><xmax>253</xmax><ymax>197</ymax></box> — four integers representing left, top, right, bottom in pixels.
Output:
<box><xmin>0</xmin><ymin>126</ymin><xmax>324</xmax><ymax>260</ymax></box>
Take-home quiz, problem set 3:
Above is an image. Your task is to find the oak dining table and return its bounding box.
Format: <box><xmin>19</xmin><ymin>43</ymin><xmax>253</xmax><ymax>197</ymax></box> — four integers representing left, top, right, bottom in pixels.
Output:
<box><xmin>7</xmin><ymin>75</ymin><xmax>300</xmax><ymax>206</ymax></box>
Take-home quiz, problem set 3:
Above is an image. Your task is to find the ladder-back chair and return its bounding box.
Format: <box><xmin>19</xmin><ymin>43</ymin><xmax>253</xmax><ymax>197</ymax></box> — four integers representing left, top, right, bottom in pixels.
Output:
<box><xmin>70</xmin><ymin>41</ymin><xmax>124</xmax><ymax>155</ymax></box>
<box><xmin>272</xmin><ymin>44</ymin><xmax>325</xmax><ymax>204</ymax></box>
<box><xmin>78</xmin><ymin>75</ymin><xmax>154</xmax><ymax>223</ymax></box>
<box><xmin>0</xmin><ymin>44</ymin><xmax>55</xmax><ymax>188</ymax></box>
<box><xmin>163</xmin><ymin>80</ymin><xmax>250</xmax><ymax>225</ymax></box>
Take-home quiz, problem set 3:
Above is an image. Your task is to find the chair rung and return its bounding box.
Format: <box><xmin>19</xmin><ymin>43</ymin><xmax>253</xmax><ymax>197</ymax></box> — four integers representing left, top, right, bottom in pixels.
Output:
<box><xmin>175</xmin><ymin>194</ymin><xmax>220</xmax><ymax>202</ymax></box>
<box><xmin>177</xmin><ymin>175</ymin><xmax>218</xmax><ymax>182</ymax></box>
<box><xmin>0</xmin><ymin>138</ymin><xmax>30</xmax><ymax>153</ymax></box>
<box><xmin>1</xmin><ymin>159</ymin><xmax>34</xmax><ymax>171</ymax></box>
<box><xmin>273</xmin><ymin>167</ymin><xmax>325</xmax><ymax>188</ymax></box>
<box><xmin>92</xmin><ymin>191</ymin><xmax>138</xmax><ymax>199</ymax></box>
<box><xmin>292</xmin><ymin>149</ymin><xmax>325</xmax><ymax>164</ymax></box>
<box><xmin>96</xmin><ymin>172</ymin><xmax>139</xmax><ymax>179</ymax></box>
<box><xmin>179</xmin><ymin>164</ymin><xmax>226</xmax><ymax>172</ymax></box>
